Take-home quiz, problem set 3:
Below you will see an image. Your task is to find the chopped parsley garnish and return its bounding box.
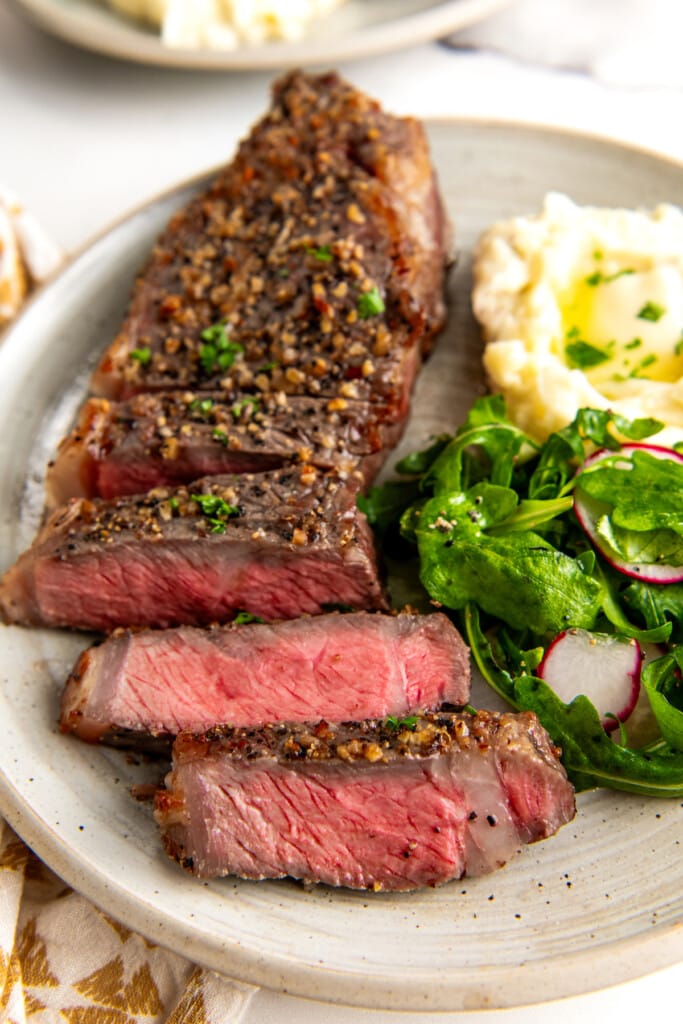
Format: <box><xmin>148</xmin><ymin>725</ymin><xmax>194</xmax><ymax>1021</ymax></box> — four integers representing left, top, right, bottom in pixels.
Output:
<box><xmin>198</xmin><ymin>320</ymin><xmax>243</xmax><ymax>375</ymax></box>
<box><xmin>212</xmin><ymin>428</ymin><xmax>229</xmax><ymax>446</ymax></box>
<box><xmin>637</xmin><ymin>301</ymin><xmax>666</xmax><ymax>323</ymax></box>
<box><xmin>357</xmin><ymin>287</ymin><xmax>385</xmax><ymax>319</ymax></box>
<box><xmin>233</xmin><ymin>611</ymin><xmax>265</xmax><ymax>625</ymax></box>
<box><xmin>201</xmin><ymin>320</ymin><xmax>229</xmax><ymax>344</ymax></box>
<box><xmin>585</xmin><ymin>268</ymin><xmax>635</xmax><ymax>287</ymax></box>
<box><xmin>190</xmin><ymin>397</ymin><xmax>214</xmax><ymax>417</ymax></box>
<box><xmin>629</xmin><ymin>353</ymin><xmax>658</xmax><ymax>378</ymax></box>
<box><xmin>257</xmin><ymin>361</ymin><xmax>279</xmax><ymax>373</ymax></box>
<box><xmin>168</xmin><ymin>497</ymin><xmax>179</xmax><ymax>511</ymax></box>
<box><xmin>675</xmin><ymin>334</ymin><xmax>683</xmax><ymax>356</ymax></box>
<box><xmin>565</xmin><ymin>325</ymin><xmax>581</xmax><ymax>340</ymax></box>
<box><xmin>625</xmin><ymin>338</ymin><xmax>643</xmax><ymax>350</ymax></box>
<box><xmin>130</xmin><ymin>347</ymin><xmax>151</xmax><ymax>366</ymax></box>
<box><xmin>190</xmin><ymin>493</ymin><xmax>240</xmax><ymax>533</ymax></box>
<box><xmin>565</xmin><ymin>340</ymin><xmax>611</xmax><ymax>369</ymax></box>
<box><xmin>385</xmin><ymin>715</ymin><xmax>419</xmax><ymax>731</ymax></box>
<box><xmin>231</xmin><ymin>396</ymin><xmax>260</xmax><ymax>419</ymax></box>
<box><xmin>306</xmin><ymin>245</ymin><xmax>333</xmax><ymax>262</ymax></box>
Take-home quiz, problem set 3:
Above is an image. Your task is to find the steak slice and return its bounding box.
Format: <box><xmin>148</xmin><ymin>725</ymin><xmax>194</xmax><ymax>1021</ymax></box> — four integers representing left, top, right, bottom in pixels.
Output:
<box><xmin>91</xmin><ymin>70</ymin><xmax>450</xmax><ymax>425</ymax></box>
<box><xmin>60</xmin><ymin>611</ymin><xmax>471</xmax><ymax>745</ymax></box>
<box><xmin>155</xmin><ymin>711</ymin><xmax>575</xmax><ymax>889</ymax></box>
<box><xmin>0</xmin><ymin>469</ymin><xmax>387</xmax><ymax>632</ymax></box>
<box><xmin>45</xmin><ymin>389</ymin><xmax>400</xmax><ymax>507</ymax></box>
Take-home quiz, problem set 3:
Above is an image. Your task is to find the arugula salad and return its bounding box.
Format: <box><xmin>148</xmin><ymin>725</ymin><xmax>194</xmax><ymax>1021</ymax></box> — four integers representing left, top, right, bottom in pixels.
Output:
<box><xmin>360</xmin><ymin>397</ymin><xmax>683</xmax><ymax>797</ymax></box>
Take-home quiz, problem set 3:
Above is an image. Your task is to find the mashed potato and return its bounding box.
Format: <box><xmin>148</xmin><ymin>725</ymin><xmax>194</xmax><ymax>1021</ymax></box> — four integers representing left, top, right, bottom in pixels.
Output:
<box><xmin>108</xmin><ymin>0</ymin><xmax>344</xmax><ymax>49</ymax></box>
<box><xmin>473</xmin><ymin>193</ymin><xmax>683</xmax><ymax>447</ymax></box>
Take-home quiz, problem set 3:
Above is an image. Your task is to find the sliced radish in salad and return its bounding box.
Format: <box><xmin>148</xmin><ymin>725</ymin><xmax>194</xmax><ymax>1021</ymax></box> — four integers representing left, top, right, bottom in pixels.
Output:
<box><xmin>574</xmin><ymin>443</ymin><xmax>683</xmax><ymax>583</ymax></box>
<box><xmin>538</xmin><ymin>628</ymin><xmax>642</xmax><ymax>731</ymax></box>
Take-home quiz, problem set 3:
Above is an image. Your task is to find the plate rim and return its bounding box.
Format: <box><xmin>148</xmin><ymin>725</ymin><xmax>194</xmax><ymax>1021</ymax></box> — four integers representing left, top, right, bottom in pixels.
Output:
<box><xmin>11</xmin><ymin>0</ymin><xmax>514</xmax><ymax>70</ymax></box>
<box><xmin>1</xmin><ymin>117</ymin><xmax>683</xmax><ymax>1011</ymax></box>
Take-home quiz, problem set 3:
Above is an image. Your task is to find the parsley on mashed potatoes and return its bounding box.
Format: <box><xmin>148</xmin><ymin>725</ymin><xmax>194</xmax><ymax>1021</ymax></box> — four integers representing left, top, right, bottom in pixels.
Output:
<box><xmin>473</xmin><ymin>193</ymin><xmax>683</xmax><ymax>448</ymax></box>
<box><xmin>108</xmin><ymin>0</ymin><xmax>344</xmax><ymax>49</ymax></box>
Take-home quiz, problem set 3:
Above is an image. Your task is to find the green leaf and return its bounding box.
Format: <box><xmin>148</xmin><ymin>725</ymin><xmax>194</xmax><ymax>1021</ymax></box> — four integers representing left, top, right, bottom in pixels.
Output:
<box><xmin>487</xmin><ymin>496</ymin><xmax>574</xmax><ymax>535</ymax></box>
<box><xmin>621</xmin><ymin>579</ymin><xmax>683</xmax><ymax>643</ymax></box>
<box><xmin>198</xmin><ymin>320</ymin><xmax>243</xmax><ymax>374</ymax></box>
<box><xmin>466</xmin><ymin>607</ymin><xmax>683</xmax><ymax>796</ymax></box>
<box><xmin>642</xmin><ymin>651</ymin><xmax>683</xmax><ymax>751</ymax></box>
<box><xmin>423</xmin><ymin>423</ymin><xmax>529</xmax><ymax>496</ymax></box>
<box><xmin>306</xmin><ymin>245</ymin><xmax>333</xmax><ymax>262</ymax></box>
<box><xmin>231</xmin><ymin>396</ymin><xmax>260</xmax><ymax>419</ymax></box>
<box><xmin>416</xmin><ymin>492</ymin><xmax>603</xmax><ymax>634</ymax></box>
<box><xmin>577</xmin><ymin>450</ymin><xmax>683</xmax><ymax>535</ymax></box>
<box><xmin>200</xmin><ymin>319</ymin><xmax>229</xmax><ymax>344</ymax></box>
<box><xmin>190</xmin><ymin>493</ymin><xmax>240</xmax><ymax>533</ymax></box>
<box><xmin>233</xmin><ymin>611</ymin><xmax>265</xmax><ymax>625</ymax></box>
<box><xmin>463</xmin><ymin>604</ymin><xmax>518</xmax><ymax>707</ymax></box>
<box><xmin>611</xmin><ymin>413</ymin><xmax>665</xmax><ymax>441</ymax></box>
<box><xmin>130</xmin><ymin>347</ymin><xmax>151</xmax><ymax>366</ymax></box>
<box><xmin>565</xmin><ymin>340</ymin><xmax>611</xmax><ymax>369</ymax></box>
<box><xmin>593</xmin><ymin>561</ymin><xmax>673</xmax><ymax>644</ymax></box>
<box><xmin>637</xmin><ymin>301</ymin><xmax>666</xmax><ymax>322</ymax></box>
<box><xmin>459</xmin><ymin>394</ymin><xmax>511</xmax><ymax>428</ymax></box>
<box><xmin>385</xmin><ymin>714</ymin><xmax>419</xmax><ymax>731</ymax></box>
<box><xmin>357</xmin><ymin>479</ymin><xmax>422</xmax><ymax>532</ymax></box>
<box><xmin>595</xmin><ymin>515</ymin><xmax>683</xmax><ymax>567</ymax></box>
<box><xmin>394</xmin><ymin>435</ymin><xmax>451</xmax><ymax>476</ymax></box>
<box><xmin>357</xmin><ymin>287</ymin><xmax>385</xmax><ymax>319</ymax></box>
<box><xmin>190</xmin><ymin>397</ymin><xmax>214</xmax><ymax>417</ymax></box>
<box><xmin>515</xmin><ymin>675</ymin><xmax>683</xmax><ymax>796</ymax></box>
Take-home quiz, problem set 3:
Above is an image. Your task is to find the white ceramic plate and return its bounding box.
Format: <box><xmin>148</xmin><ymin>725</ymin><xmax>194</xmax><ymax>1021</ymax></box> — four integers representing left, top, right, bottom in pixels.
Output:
<box><xmin>1</xmin><ymin>122</ymin><xmax>683</xmax><ymax>1013</ymax></box>
<box><xmin>11</xmin><ymin>0</ymin><xmax>512</xmax><ymax>69</ymax></box>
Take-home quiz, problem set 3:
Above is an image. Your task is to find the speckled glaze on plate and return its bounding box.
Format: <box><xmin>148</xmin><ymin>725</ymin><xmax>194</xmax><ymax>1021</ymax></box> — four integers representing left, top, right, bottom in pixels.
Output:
<box><xmin>1</xmin><ymin>122</ymin><xmax>682</xmax><ymax>1013</ymax></box>
<box><xmin>11</xmin><ymin>0</ymin><xmax>513</xmax><ymax>69</ymax></box>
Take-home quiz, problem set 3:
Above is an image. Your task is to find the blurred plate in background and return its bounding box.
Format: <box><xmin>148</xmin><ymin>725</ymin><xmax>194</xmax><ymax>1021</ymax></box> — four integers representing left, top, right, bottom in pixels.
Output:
<box><xmin>11</xmin><ymin>0</ymin><xmax>513</xmax><ymax>69</ymax></box>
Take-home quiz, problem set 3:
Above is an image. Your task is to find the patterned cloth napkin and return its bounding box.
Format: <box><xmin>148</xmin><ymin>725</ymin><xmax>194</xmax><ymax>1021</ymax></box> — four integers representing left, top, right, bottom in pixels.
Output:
<box><xmin>0</xmin><ymin>820</ymin><xmax>256</xmax><ymax>1024</ymax></box>
<box><xmin>0</xmin><ymin>199</ymin><xmax>257</xmax><ymax>1023</ymax></box>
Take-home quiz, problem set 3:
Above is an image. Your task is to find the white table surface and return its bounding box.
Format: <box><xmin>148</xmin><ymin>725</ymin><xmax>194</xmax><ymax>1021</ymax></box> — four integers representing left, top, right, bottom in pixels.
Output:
<box><xmin>0</xmin><ymin>2</ymin><xmax>681</xmax><ymax>1020</ymax></box>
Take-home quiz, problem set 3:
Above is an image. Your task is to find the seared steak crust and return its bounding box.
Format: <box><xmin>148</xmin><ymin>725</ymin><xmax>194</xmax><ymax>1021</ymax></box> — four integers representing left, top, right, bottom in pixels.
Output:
<box><xmin>45</xmin><ymin>388</ymin><xmax>399</xmax><ymax>506</ymax></box>
<box><xmin>0</xmin><ymin>468</ymin><xmax>387</xmax><ymax>631</ymax></box>
<box><xmin>156</xmin><ymin>710</ymin><xmax>575</xmax><ymax>889</ymax></box>
<box><xmin>91</xmin><ymin>70</ymin><xmax>450</xmax><ymax>414</ymax></box>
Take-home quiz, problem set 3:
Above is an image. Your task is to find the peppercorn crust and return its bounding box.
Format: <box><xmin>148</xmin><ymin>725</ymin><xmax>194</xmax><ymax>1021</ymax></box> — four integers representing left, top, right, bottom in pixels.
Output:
<box><xmin>171</xmin><ymin>709</ymin><xmax>565</xmax><ymax>767</ymax></box>
<box><xmin>92</xmin><ymin>70</ymin><xmax>451</xmax><ymax>411</ymax></box>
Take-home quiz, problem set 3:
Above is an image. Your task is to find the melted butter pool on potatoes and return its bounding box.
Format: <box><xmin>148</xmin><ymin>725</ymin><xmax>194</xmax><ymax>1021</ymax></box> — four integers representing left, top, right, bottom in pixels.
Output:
<box><xmin>473</xmin><ymin>193</ymin><xmax>683</xmax><ymax>446</ymax></box>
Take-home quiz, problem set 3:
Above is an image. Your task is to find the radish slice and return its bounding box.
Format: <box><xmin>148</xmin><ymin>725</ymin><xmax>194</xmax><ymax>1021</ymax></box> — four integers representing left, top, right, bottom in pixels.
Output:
<box><xmin>538</xmin><ymin>628</ymin><xmax>642</xmax><ymax>731</ymax></box>
<box><xmin>574</xmin><ymin>443</ymin><xmax>683</xmax><ymax>583</ymax></box>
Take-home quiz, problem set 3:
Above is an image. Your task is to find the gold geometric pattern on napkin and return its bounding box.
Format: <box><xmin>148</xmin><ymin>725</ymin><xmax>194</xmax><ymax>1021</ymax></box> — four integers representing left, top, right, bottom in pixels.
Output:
<box><xmin>0</xmin><ymin>819</ymin><xmax>256</xmax><ymax>1024</ymax></box>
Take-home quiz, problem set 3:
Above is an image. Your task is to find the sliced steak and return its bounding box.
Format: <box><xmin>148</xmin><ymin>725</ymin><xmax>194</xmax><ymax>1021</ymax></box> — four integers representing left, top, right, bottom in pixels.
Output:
<box><xmin>45</xmin><ymin>389</ymin><xmax>400</xmax><ymax>507</ymax></box>
<box><xmin>91</xmin><ymin>70</ymin><xmax>450</xmax><ymax>427</ymax></box>
<box><xmin>155</xmin><ymin>710</ymin><xmax>575</xmax><ymax>889</ymax></box>
<box><xmin>60</xmin><ymin>611</ymin><xmax>470</xmax><ymax>745</ymax></box>
<box><xmin>0</xmin><ymin>469</ymin><xmax>387</xmax><ymax>632</ymax></box>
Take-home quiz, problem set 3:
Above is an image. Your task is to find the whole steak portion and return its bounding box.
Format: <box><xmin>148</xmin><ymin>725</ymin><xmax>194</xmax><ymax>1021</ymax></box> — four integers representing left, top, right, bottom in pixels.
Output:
<box><xmin>45</xmin><ymin>388</ymin><xmax>400</xmax><ymax>507</ymax></box>
<box><xmin>155</xmin><ymin>711</ymin><xmax>576</xmax><ymax>890</ymax></box>
<box><xmin>0</xmin><ymin>469</ymin><xmax>387</xmax><ymax>632</ymax></box>
<box><xmin>60</xmin><ymin>611</ymin><xmax>471</xmax><ymax>745</ymax></box>
<box><xmin>91</xmin><ymin>70</ymin><xmax>451</xmax><ymax>424</ymax></box>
